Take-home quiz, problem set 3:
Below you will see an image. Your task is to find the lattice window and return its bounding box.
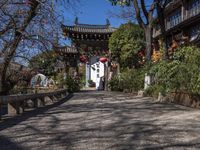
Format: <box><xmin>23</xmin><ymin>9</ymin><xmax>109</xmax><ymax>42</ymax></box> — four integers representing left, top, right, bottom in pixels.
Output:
<box><xmin>188</xmin><ymin>0</ymin><xmax>200</xmax><ymax>17</ymax></box>
<box><xmin>166</xmin><ymin>9</ymin><xmax>182</xmax><ymax>29</ymax></box>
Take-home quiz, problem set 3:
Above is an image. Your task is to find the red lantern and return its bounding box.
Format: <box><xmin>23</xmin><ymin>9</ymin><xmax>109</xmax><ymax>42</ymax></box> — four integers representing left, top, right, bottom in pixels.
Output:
<box><xmin>80</xmin><ymin>55</ymin><xmax>87</xmax><ymax>63</ymax></box>
<box><xmin>99</xmin><ymin>57</ymin><xmax>108</xmax><ymax>63</ymax></box>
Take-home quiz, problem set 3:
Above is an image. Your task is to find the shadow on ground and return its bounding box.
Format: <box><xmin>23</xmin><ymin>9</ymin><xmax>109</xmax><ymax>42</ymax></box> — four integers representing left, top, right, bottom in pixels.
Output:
<box><xmin>0</xmin><ymin>91</ymin><xmax>200</xmax><ymax>150</ymax></box>
<box><xmin>0</xmin><ymin>93</ymin><xmax>74</xmax><ymax>131</ymax></box>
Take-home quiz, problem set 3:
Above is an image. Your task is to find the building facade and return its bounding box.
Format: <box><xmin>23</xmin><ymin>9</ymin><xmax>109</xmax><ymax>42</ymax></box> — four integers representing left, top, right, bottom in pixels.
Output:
<box><xmin>153</xmin><ymin>0</ymin><xmax>200</xmax><ymax>59</ymax></box>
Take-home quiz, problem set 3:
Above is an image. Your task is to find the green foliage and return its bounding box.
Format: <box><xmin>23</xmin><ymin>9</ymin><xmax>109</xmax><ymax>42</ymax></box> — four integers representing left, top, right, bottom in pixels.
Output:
<box><xmin>108</xmin><ymin>68</ymin><xmax>145</xmax><ymax>92</ymax></box>
<box><xmin>29</xmin><ymin>51</ymin><xmax>57</xmax><ymax>77</ymax></box>
<box><xmin>147</xmin><ymin>46</ymin><xmax>200</xmax><ymax>96</ymax></box>
<box><xmin>145</xmin><ymin>85</ymin><xmax>166</xmax><ymax>97</ymax></box>
<box><xmin>109</xmin><ymin>22</ymin><xmax>145</xmax><ymax>69</ymax></box>
<box><xmin>88</xmin><ymin>79</ymin><xmax>95</xmax><ymax>87</ymax></box>
<box><xmin>64</xmin><ymin>76</ymin><xmax>80</xmax><ymax>93</ymax></box>
<box><xmin>108</xmin><ymin>75</ymin><xmax>123</xmax><ymax>91</ymax></box>
<box><xmin>53</xmin><ymin>73</ymin><xmax>64</xmax><ymax>88</ymax></box>
<box><xmin>79</xmin><ymin>65</ymin><xmax>86</xmax><ymax>88</ymax></box>
<box><xmin>53</xmin><ymin>73</ymin><xmax>82</xmax><ymax>92</ymax></box>
<box><xmin>88</xmin><ymin>80</ymin><xmax>94</xmax><ymax>84</ymax></box>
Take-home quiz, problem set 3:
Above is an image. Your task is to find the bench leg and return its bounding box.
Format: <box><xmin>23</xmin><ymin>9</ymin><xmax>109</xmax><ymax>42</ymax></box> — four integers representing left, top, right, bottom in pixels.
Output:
<box><xmin>34</xmin><ymin>98</ymin><xmax>45</xmax><ymax>107</ymax></box>
<box><xmin>8</xmin><ymin>102</ymin><xmax>24</xmax><ymax>116</ymax></box>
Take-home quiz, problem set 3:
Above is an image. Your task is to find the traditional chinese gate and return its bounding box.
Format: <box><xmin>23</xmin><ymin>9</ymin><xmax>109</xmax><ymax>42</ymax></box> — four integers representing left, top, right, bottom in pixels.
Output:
<box><xmin>61</xmin><ymin>18</ymin><xmax>116</xmax><ymax>90</ymax></box>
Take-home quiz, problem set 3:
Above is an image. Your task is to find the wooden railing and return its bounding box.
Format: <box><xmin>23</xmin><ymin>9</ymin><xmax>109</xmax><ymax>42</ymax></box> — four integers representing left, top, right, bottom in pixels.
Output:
<box><xmin>0</xmin><ymin>89</ymin><xmax>68</xmax><ymax>120</ymax></box>
<box><xmin>165</xmin><ymin>2</ymin><xmax>200</xmax><ymax>31</ymax></box>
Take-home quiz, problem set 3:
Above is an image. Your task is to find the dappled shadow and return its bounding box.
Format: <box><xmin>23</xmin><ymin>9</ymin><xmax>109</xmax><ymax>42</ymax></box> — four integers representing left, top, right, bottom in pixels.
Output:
<box><xmin>0</xmin><ymin>135</ymin><xmax>24</xmax><ymax>150</ymax></box>
<box><xmin>0</xmin><ymin>91</ymin><xmax>200</xmax><ymax>149</ymax></box>
<box><xmin>0</xmin><ymin>94</ymin><xmax>74</xmax><ymax>131</ymax></box>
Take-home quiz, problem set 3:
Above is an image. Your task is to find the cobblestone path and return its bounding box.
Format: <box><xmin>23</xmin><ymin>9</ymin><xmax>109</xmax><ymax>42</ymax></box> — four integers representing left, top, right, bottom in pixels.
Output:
<box><xmin>0</xmin><ymin>91</ymin><xmax>200</xmax><ymax>150</ymax></box>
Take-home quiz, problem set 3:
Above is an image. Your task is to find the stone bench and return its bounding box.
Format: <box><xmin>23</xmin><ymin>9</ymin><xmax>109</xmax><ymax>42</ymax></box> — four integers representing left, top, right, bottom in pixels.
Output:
<box><xmin>0</xmin><ymin>89</ymin><xmax>68</xmax><ymax>120</ymax></box>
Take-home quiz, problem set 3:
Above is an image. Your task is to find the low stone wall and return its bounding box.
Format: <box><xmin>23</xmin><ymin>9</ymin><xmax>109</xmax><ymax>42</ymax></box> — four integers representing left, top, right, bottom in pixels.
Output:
<box><xmin>170</xmin><ymin>92</ymin><xmax>200</xmax><ymax>108</ymax></box>
<box><xmin>0</xmin><ymin>89</ymin><xmax>68</xmax><ymax>120</ymax></box>
<box><xmin>157</xmin><ymin>92</ymin><xmax>200</xmax><ymax>108</ymax></box>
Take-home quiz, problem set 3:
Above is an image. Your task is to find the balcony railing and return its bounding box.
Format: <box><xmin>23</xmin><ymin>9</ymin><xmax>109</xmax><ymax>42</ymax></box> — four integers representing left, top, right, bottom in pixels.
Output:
<box><xmin>166</xmin><ymin>15</ymin><xmax>182</xmax><ymax>30</ymax></box>
<box><xmin>188</xmin><ymin>3</ymin><xmax>200</xmax><ymax>18</ymax></box>
<box><xmin>166</xmin><ymin>8</ymin><xmax>200</xmax><ymax>30</ymax></box>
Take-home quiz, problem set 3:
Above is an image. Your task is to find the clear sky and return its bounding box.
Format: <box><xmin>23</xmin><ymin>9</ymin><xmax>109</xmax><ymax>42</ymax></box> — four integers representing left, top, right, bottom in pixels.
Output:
<box><xmin>63</xmin><ymin>0</ymin><xmax>127</xmax><ymax>27</ymax></box>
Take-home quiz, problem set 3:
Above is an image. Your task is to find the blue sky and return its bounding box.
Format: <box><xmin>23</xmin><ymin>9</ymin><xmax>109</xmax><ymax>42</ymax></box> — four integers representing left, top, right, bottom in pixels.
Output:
<box><xmin>63</xmin><ymin>0</ymin><xmax>127</xmax><ymax>27</ymax></box>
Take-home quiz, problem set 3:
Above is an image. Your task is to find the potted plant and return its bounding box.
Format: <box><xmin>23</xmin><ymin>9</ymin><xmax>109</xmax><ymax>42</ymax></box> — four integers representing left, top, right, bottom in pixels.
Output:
<box><xmin>88</xmin><ymin>79</ymin><xmax>96</xmax><ymax>87</ymax></box>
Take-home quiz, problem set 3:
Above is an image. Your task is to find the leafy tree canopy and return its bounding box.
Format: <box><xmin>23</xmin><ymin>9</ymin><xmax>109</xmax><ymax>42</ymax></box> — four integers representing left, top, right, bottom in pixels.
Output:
<box><xmin>109</xmin><ymin>22</ymin><xmax>145</xmax><ymax>68</ymax></box>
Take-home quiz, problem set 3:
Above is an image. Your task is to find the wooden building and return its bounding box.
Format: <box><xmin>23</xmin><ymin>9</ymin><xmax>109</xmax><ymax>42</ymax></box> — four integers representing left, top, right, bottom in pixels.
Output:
<box><xmin>153</xmin><ymin>0</ymin><xmax>200</xmax><ymax>59</ymax></box>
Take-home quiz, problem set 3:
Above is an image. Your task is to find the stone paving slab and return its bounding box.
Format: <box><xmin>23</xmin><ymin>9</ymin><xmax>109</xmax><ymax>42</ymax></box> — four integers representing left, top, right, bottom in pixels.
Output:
<box><xmin>0</xmin><ymin>91</ymin><xmax>200</xmax><ymax>150</ymax></box>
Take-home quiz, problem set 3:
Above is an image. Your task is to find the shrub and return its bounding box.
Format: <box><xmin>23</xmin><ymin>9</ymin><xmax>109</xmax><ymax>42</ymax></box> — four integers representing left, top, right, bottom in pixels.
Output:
<box><xmin>54</xmin><ymin>73</ymin><xmax>64</xmax><ymax>88</ymax></box>
<box><xmin>88</xmin><ymin>79</ymin><xmax>94</xmax><ymax>84</ymax></box>
<box><xmin>88</xmin><ymin>79</ymin><xmax>96</xmax><ymax>87</ymax></box>
<box><xmin>145</xmin><ymin>84</ymin><xmax>166</xmax><ymax>97</ymax></box>
<box><xmin>64</xmin><ymin>76</ymin><xmax>80</xmax><ymax>93</ymax></box>
<box><xmin>108</xmin><ymin>75</ymin><xmax>123</xmax><ymax>91</ymax></box>
<box><xmin>147</xmin><ymin>46</ymin><xmax>200</xmax><ymax>96</ymax></box>
<box><xmin>108</xmin><ymin>68</ymin><xmax>145</xmax><ymax>92</ymax></box>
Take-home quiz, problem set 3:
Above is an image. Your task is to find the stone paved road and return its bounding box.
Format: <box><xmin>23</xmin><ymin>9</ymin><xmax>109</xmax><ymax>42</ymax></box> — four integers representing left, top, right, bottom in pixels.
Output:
<box><xmin>0</xmin><ymin>91</ymin><xmax>200</xmax><ymax>150</ymax></box>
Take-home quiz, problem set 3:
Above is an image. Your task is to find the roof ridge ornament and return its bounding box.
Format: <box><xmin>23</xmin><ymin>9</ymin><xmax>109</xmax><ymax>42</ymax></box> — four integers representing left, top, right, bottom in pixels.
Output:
<box><xmin>75</xmin><ymin>17</ymin><xmax>79</xmax><ymax>25</ymax></box>
<box><xmin>106</xmin><ymin>19</ymin><xmax>110</xmax><ymax>26</ymax></box>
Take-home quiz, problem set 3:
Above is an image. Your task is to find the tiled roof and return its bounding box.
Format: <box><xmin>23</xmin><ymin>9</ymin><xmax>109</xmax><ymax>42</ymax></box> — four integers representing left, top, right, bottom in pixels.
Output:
<box><xmin>62</xmin><ymin>24</ymin><xmax>116</xmax><ymax>34</ymax></box>
<box><xmin>54</xmin><ymin>46</ymin><xmax>78</xmax><ymax>54</ymax></box>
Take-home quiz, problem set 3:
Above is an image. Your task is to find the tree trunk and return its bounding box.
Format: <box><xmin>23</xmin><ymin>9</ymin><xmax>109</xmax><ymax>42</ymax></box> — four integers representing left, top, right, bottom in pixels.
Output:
<box><xmin>159</xmin><ymin>19</ymin><xmax>169</xmax><ymax>60</ymax></box>
<box><xmin>0</xmin><ymin>78</ymin><xmax>9</xmax><ymax>95</ymax></box>
<box><xmin>0</xmin><ymin>0</ymin><xmax>39</xmax><ymax>95</ymax></box>
<box><xmin>0</xmin><ymin>34</ymin><xmax>22</xmax><ymax>95</ymax></box>
<box><xmin>163</xmin><ymin>35</ymin><xmax>169</xmax><ymax>60</ymax></box>
<box><xmin>145</xmin><ymin>26</ymin><xmax>152</xmax><ymax>61</ymax></box>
